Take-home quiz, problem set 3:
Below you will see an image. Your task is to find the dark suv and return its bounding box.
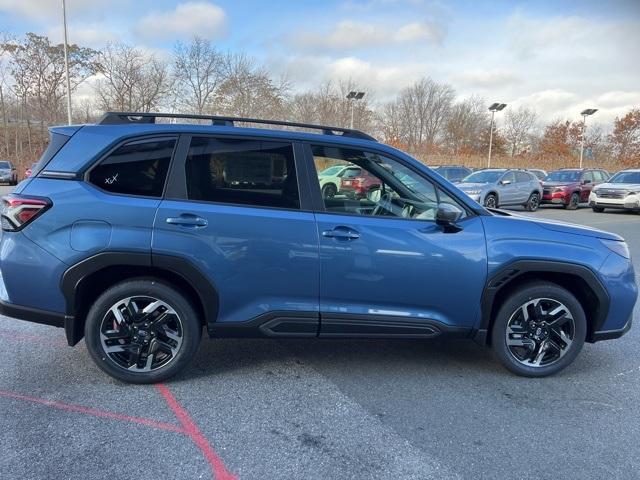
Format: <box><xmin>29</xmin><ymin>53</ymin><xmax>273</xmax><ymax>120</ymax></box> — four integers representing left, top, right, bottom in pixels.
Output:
<box><xmin>542</xmin><ymin>168</ymin><xmax>610</xmax><ymax>209</ymax></box>
<box><xmin>0</xmin><ymin>112</ymin><xmax>636</xmax><ymax>383</ymax></box>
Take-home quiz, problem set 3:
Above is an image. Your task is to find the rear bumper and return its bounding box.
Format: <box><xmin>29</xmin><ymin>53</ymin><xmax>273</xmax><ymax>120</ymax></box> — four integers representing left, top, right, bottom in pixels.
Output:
<box><xmin>0</xmin><ymin>299</ymin><xmax>66</xmax><ymax>328</ymax></box>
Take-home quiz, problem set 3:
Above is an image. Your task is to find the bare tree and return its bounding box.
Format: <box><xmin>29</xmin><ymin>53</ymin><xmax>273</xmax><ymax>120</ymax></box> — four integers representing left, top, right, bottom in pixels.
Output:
<box><xmin>382</xmin><ymin>77</ymin><xmax>455</xmax><ymax>153</ymax></box>
<box><xmin>504</xmin><ymin>106</ymin><xmax>537</xmax><ymax>156</ymax></box>
<box><xmin>216</xmin><ymin>53</ymin><xmax>288</xmax><ymax>118</ymax></box>
<box><xmin>95</xmin><ymin>43</ymin><xmax>173</xmax><ymax>112</ymax></box>
<box><xmin>443</xmin><ymin>96</ymin><xmax>487</xmax><ymax>155</ymax></box>
<box><xmin>2</xmin><ymin>33</ymin><xmax>98</xmax><ymax>127</ymax></box>
<box><xmin>173</xmin><ymin>37</ymin><xmax>224</xmax><ymax>114</ymax></box>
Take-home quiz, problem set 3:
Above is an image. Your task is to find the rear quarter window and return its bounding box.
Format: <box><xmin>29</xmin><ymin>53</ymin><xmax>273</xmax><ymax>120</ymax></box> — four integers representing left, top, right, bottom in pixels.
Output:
<box><xmin>88</xmin><ymin>138</ymin><xmax>176</xmax><ymax>197</ymax></box>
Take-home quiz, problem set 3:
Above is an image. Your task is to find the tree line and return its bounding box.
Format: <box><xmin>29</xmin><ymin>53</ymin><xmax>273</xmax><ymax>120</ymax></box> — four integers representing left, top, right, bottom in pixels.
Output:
<box><xmin>0</xmin><ymin>33</ymin><xmax>638</xmax><ymax>173</ymax></box>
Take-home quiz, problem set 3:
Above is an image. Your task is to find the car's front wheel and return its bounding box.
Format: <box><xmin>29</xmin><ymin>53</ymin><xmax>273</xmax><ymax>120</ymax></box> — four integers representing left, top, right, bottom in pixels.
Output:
<box><xmin>322</xmin><ymin>183</ymin><xmax>337</xmax><ymax>199</ymax></box>
<box><xmin>491</xmin><ymin>282</ymin><xmax>586</xmax><ymax>377</ymax></box>
<box><xmin>565</xmin><ymin>192</ymin><xmax>580</xmax><ymax>210</ymax></box>
<box><xmin>85</xmin><ymin>279</ymin><xmax>202</xmax><ymax>384</ymax></box>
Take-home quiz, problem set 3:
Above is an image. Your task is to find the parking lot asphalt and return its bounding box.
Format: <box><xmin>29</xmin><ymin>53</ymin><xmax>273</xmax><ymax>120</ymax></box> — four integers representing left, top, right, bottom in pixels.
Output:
<box><xmin>0</xmin><ymin>184</ymin><xmax>639</xmax><ymax>480</ymax></box>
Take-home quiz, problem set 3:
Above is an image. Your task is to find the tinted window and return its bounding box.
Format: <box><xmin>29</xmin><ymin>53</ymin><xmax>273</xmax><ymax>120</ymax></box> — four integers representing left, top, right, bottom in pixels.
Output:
<box><xmin>312</xmin><ymin>145</ymin><xmax>466</xmax><ymax>221</ymax></box>
<box><xmin>463</xmin><ymin>170</ymin><xmax>505</xmax><ymax>183</ymax></box>
<box><xmin>89</xmin><ymin>138</ymin><xmax>175</xmax><ymax>197</ymax></box>
<box><xmin>515</xmin><ymin>171</ymin><xmax>532</xmax><ymax>182</ymax></box>
<box><xmin>0</xmin><ymin>161</ymin><xmax>11</xmax><ymax>169</ymax></box>
<box><xmin>185</xmin><ymin>137</ymin><xmax>299</xmax><ymax>210</ymax></box>
<box><xmin>502</xmin><ymin>171</ymin><xmax>516</xmax><ymax>183</ymax></box>
<box><xmin>546</xmin><ymin>170</ymin><xmax>581</xmax><ymax>182</ymax></box>
<box><xmin>451</xmin><ymin>168</ymin><xmax>471</xmax><ymax>181</ymax></box>
<box><xmin>610</xmin><ymin>171</ymin><xmax>640</xmax><ymax>183</ymax></box>
<box><xmin>583</xmin><ymin>171</ymin><xmax>594</xmax><ymax>182</ymax></box>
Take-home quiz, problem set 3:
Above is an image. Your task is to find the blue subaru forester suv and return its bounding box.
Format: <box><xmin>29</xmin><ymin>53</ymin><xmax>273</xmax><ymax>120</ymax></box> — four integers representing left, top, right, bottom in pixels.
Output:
<box><xmin>0</xmin><ymin>112</ymin><xmax>636</xmax><ymax>383</ymax></box>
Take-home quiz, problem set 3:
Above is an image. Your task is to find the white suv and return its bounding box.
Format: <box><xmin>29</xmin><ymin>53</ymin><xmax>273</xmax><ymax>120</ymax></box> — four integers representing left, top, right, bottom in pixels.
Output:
<box><xmin>317</xmin><ymin>164</ymin><xmax>362</xmax><ymax>198</ymax></box>
<box><xmin>589</xmin><ymin>169</ymin><xmax>640</xmax><ymax>213</ymax></box>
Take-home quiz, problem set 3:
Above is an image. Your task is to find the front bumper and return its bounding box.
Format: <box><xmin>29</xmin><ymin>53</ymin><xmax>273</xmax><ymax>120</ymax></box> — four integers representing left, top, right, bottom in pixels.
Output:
<box><xmin>592</xmin><ymin>314</ymin><xmax>633</xmax><ymax>342</ymax></box>
<box><xmin>589</xmin><ymin>192</ymin><xmax>640</xmax><ymax>210</ymax></box>
<box><xmin>542</xmin><ymin>192</ymin><xmax>568</xmax><ymax>204</ymax></box>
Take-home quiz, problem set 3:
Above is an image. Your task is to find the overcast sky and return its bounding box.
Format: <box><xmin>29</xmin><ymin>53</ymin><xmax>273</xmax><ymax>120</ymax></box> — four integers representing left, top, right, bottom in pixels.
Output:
<box><xmin>0</xmin><ymin>0</ymin><xmax>638</xmax><ymax>128</ymax></box>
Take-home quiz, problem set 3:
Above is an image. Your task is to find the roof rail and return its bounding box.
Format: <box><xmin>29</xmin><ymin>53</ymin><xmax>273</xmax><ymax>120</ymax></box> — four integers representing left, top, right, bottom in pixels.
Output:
<box><xmin>96</xmin><ymin>112</ymin><xmax>377</xmax><ymax>142</ymax></box>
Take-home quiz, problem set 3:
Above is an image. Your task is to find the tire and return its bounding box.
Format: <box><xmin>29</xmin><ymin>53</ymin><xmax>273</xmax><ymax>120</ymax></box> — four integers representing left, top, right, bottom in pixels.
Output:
<box><xmin>491</xmin><ymin>281</ymin><xmax>587</xmax><ymax>377</ymax></box>
<box><xmin>321</xmin><ymin>183</ymin><xmax>337</xmax><ymax>199</ymax></box>
<box><xmin>565</xmin><ymin>192</ymin><xmax>580</xmax><ymax>210</ymax></box>
<box><xmin>524</xmin><ymin>192</ymin><xmax>540</xmax><ymax>212</ymax></box>
<box><xmin>592</xmin><ymin>207</ymin><xmax>605</xmax><ymax>213</ymax></box>
<box><xmin>85</xmin><ymin>279</ymin><xmax>202</xmax><ymax>384</ymax></box>
<box><xmin>484</xmin><ymin>193</ymin><xmax>498</xmax><ymax>209</ymax></box>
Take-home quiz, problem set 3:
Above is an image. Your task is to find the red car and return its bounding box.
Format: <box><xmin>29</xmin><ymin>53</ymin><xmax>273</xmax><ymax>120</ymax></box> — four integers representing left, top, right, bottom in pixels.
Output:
<box><xmin>25</xmin><ymin>163</ymin><xmax>37</xmax><ymax>179</ymax></box>
<box><xmin>541</xmin><ymin>168</ymin><xmax>610</xmax><ymax>210</ymax></box>
<box><xmin>340</xmin><ymin>170</ymin><xmax>381</xmax><ymax>199</ymax></box>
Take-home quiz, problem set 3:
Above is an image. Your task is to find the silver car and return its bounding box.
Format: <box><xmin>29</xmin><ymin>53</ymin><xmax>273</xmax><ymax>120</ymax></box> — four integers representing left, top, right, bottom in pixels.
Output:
<box><xmin>457</xmin><ymin>168</ymin><xmax>543</xmax><ymax>211</ymax></box>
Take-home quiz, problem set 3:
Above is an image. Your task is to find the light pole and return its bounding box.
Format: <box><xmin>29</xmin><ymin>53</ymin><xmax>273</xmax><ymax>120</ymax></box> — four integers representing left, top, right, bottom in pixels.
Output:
<box><xmin>62</xmin><ymin>0</ymin><xmax>72</xmax><ymax>125</ymax></box>
<box><xmin>487</xmin><ymin>102</ymin><xmax>507</xmax><ymax>168</ymax></box>
<box><xmin>579</xmin><ymin>108</ymin><xmax>597</xmax><ymax>168</ymax></box>
<box><xmin>346</xmin><ymin>91</ymin><xmax>365</xmax><ymax>129</ymax></box>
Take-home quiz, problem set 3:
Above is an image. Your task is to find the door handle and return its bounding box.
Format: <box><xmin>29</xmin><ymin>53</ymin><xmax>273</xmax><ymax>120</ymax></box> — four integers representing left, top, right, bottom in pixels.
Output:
<box><xmin>166</xmin><ymin>214</ymin><xmax>208</xmax><ymax>228</ymax></box>
<box><xmin>322</xmin><ymin>226</ymin><xmax>360</xmax><ymax>240</ymax></box>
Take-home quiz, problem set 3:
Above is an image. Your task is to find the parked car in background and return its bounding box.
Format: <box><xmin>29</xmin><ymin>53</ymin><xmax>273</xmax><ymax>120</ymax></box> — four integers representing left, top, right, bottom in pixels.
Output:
<box><xmin>528</xmin><ymin>169</ymin><xmax>547</xmax><ymax>181</ymax></box>
<box><xmin>0</xmin><ymin>160</ymin><xmax>17</xmax><ymax>185</ymax></box>
<box><xmin>458</xmin><ymin>168</ymin><xmax>542</xmax><ymax>211</ymax></box>
<box><xmin>318</xmin><ymin>164</ymin><xmax>362</xmax><ymax>198</ymax></box>
<box><xmin>542</xmin><ymin>168</ymin><xmax>610</xmax><ymax>210</ymax></box>
<box><xmin>431</xmin><ymin>165</ymin><xmax>472</xmax><ymax>183</ymax></box>
<box><xmin>340</xmin><ymin>169</ymin><xmax>381</xmax><ymax>199</ymax></box>
<box><xmin>24</xmin><ymin>163</ymin><xmax>37</xmax><ymax>179</ymax></box>
<box><xmin>589</xmin><ymin>169</ymin><xmax>640</xmax><ymax>213</ymax></box>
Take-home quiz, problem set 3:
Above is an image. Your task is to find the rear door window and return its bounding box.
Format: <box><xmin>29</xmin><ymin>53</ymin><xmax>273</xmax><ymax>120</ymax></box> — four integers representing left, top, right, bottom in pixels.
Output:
<box><xmin>88</xmin><ymin>137</ymin><xmax>175</xmax><ymax>197</ymax></box>
<box><xmin>184</xmin><ymin>137</ymin><xmax>300</xmax><ymax>210</ymax></box>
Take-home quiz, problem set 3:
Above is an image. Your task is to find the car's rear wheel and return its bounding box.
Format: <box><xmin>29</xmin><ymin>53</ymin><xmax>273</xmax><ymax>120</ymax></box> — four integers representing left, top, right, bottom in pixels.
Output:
<box><xmin>85</xmin><ymin>279</ymin><xmax>202</xmax><ymax>384</ymax></box>
<box><xmin>322</xmin><ymin>183</ymin><xmax>337</xmax><ymax>199</ymax></box>
<box><xmin>491</xmin><ymin>282</ymin><xmax>586</xmax><ymax>377</ymax></box>
<box><xmin>592</xmin><ymin>206</ymin><xmax>605</xmax><ymax>213</ymax></box>
<box><xmin>565</xmin><ymin>192</ymin><xmax>580</xmax><ymax>210</ymax></box>
<box><xmin>524</xmin><ymin>192</ymin><xmax>540</xmax><ymax>212</ymax></box>
<box><xmin>484</xmin><ymin>193</ymin><xmax>498</xmax><ymax>209</ymax></box>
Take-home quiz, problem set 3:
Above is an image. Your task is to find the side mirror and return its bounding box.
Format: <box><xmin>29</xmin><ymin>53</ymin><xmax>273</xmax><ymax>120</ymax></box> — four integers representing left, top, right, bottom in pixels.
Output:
<box><xmin>582</xmin><ymin>179</ymin><xmax>592</xmax><ymax>184</ymax></box>
<box><xmin>435</xmin><ymin>203</ymin><xmax>463</xmax><ymax>233</ymax></box>
<box><xmin>500</xmin><ymin>179</ymin><xmax>512</xmax><ymax>186</ymax></box>
<box><xmin>367</xmin><ymin>187</ymin><xmax>381</xmax><ymax>203</ymax></box>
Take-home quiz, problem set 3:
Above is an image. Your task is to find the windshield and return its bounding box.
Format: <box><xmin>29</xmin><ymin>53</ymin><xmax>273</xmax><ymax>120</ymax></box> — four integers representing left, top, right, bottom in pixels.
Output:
<box><xmin>609</xmin><ymin>171</ymin><xmax>640</xmax><ymax>184</ymax></box>
<box><xmin>0</xmin><ymin>161</ymin><xmax>10</xmax><ymax>169</ymax></box>
<box><xmin>546</xmin><ymin>170</ymin><xmax>581</xmax><ymax>182</ymax></box>
<box><xmin>462</xmin><ymin>170</ymin><xmax>504</xmax><ymax>183</ymax></box>
<box><xmin>319</xmin><ymin>165</ymin><xmax>344</xmax><ymax>176</ymax></box>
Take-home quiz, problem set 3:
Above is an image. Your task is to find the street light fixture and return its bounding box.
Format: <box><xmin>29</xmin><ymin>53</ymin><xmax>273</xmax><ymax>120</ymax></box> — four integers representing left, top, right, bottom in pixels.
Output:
<box><xmin>579</xmin><ymin>108</ymin><xmax>598</xmax><ymax>168</ymax></box>
<box><xmin>487</xmin><ymin>102</ymin><xmax>507</xmax><ymax>168</ymax></box>
<box><xmin>347</xmin><ymin>91</ymin><xmax>365</xmax><ymax>129</ymax></box>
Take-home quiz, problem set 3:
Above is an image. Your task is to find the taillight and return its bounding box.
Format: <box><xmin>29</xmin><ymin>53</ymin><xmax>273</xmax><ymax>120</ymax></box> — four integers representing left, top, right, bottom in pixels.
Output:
<box><xmin>1</xmin><ymin>194</ymin><xmax>51</xmax><ymax>231</ymax></box>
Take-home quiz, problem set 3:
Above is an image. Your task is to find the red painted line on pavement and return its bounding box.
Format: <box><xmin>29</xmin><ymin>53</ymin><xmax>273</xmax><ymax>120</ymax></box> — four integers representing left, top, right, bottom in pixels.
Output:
<box><xmin>156</xmin><ymin>384</ymin><xmax>238</xmax><ymax>480</ymax></box>
<box><xmin>0</xmin><ymin>389</ymin><xmax>184</xmax><ymax>434</ymax></box>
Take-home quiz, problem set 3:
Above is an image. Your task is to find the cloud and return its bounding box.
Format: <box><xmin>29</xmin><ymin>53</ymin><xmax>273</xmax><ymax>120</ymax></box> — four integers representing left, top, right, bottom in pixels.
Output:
<box><xmin>47</xmin><ymin>24</ymin><xmax>121</xmax><ymax>47</ymax></box>
<box><xmin>454</xmin><ymin>69</ymin><xmax>521</xmax><ymax>89</ymax></box>
<box><xmin>136</xmin><ymin>2</ymin><xmax>226</xmax><ymax>41</ymax></box>
<box><xmin>289</xmin><ymin>19</ymin><xmax>444</xmax><ymax>52</ymax></box>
